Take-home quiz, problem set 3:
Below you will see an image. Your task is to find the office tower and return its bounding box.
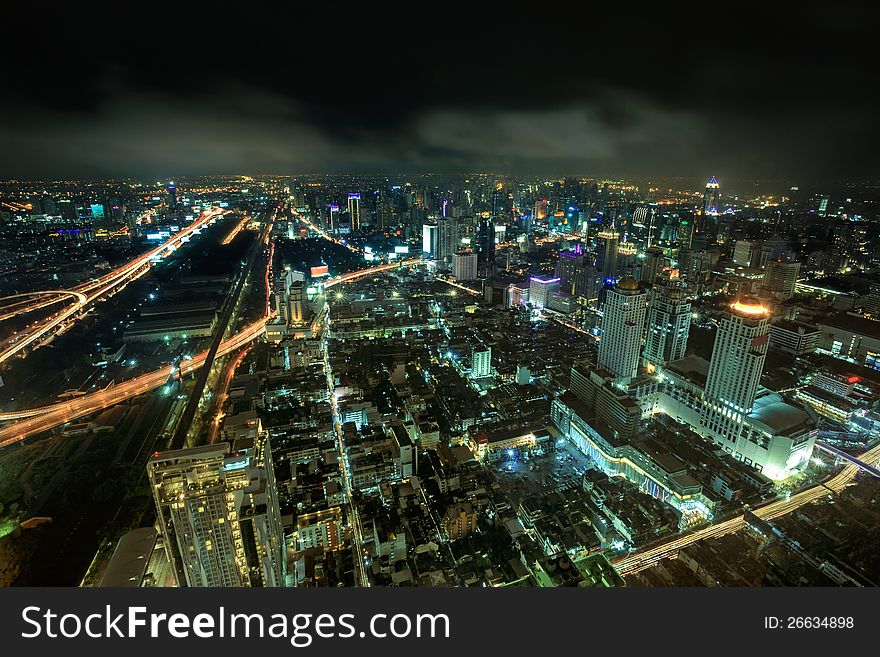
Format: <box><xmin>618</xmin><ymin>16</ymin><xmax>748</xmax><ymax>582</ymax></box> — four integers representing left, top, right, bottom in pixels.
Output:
<box><xmin>476</xmin><ymin>218</ymin><xmax>496</xmax><ymax>275</ymax></box>
<box><xmin>679</xmin><ymin>215</ymin><xmax>695</xmax><ymax>250</ymax></box>
<box><xmin>422</xmin><ymin>222</ymin><xmax>439</xmax><ymax>258</ymax></box>
<box><xmin>166</xmin><ymin>183</ymin><xmax>178</xmax><ymax>210</ymax></box>
<box><xmin>643</xmin><ymin>281</ymin><xmax>691</xmax><ymax>369</ymax></box>
<box><xmin>507</xmin><ymin>283</ymin><xmax>529</xmax><ymax>307</ymax></box>
<box><xmin>438</xmin><ymin>215</ymin><xmax>458</xmax><ymax>262</ymax></box>
<box><xmin>598</xmin><ymin>277</ymin><xmax>648</xmax><ymax>381</ymax></box>
<box><xmin>274</xmin><ymin>285</ymin><xmax>289</xmax><ymax>325</ymax></box>
<box><xmin>472</xmin><ymin>346</ymin><xmax>492</xmax><ymax>378</ymax></box>
<box><xmin>616</xmin><ymin>242</ymin><xmax>638</xmax><ymax>278</ymax></box>
<box><xmin>452</xmin><ymin>250</ymin><xmax>478</xmax><ymax>281</ymax></box>
<box><xmin>529</xmin><ymin>276</ymin><xmax>561</xmax><ymax>309</ymax></box>
<box><xmin>595</xmin><ymin>230</ymin><xmax>619</xmax><ymax>281</ymax></box>
<box><xmin>702</xmin><ymin>297</ymin><xmax>771</xmax><ymax>445</ymax></box>
<box><xmin>680</xmin><ymin>248</ymin><xmax>718</xmax><ymax>289</ymax></box>
<box><xmin>147</xmin><ymin>437</ymin><xmax>285</xmax><ymax>588</ymax></box>
<box><xmin>533</xmin><ymin>199</ymin><xmax>549</xmax><ymax>221</ymax></box>
<box><xmin>632</xmin><ymin>205</ymin><xmax>653</xmax><ymax>246</ymax></box>
<box><xmin>763</xmin><ymin>259</ymin><xmax>800</xmax><ymax>300</ymax></box>
<box><xmin>571</xmin><ymin>266</ymin><xmax>602</xmax><ymax>305</ymax></box>
<box><xmin>327</xmin><ymin>204</ymin><xmax>340</xmax><ymax>233</ymax></box>
<box><xmin>289</xmin><ymin>280</ymin><xmax>305</xmax><ymax>324</ymax></box>
<box><xmin>347</xmin><ymin>193</ymin><xmax>361</xmax><ymax>231</ymax></box>
<box><xmin>732</xmin><ymin>239</ymin><xmax>771</xmax><ymax>269</ymax></box>
<box><xmin>491</xmin><ymin>186</ymin><xmax>505</xmax><ymax>217</ymax></box>
<box><xmin>641</xmin><ymin>246</ymin><xmax>666</xmax><ymax>285</ymax></box>
<box><xmin>703</xmin><ymin>176</ymin><xmax>720</xmax><ymax>216</ymax></box>
<box><xmin>555</xmin><ymin>247</ymin><xmax>585</xmax><ymax>293</ymax></box>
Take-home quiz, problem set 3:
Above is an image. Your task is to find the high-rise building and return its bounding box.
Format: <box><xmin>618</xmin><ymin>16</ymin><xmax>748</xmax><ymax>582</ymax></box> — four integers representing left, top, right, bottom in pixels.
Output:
<box><xmin>491</xmin><ymin>187</ymin><xmax>503</xmax><ymax>217</ymax></box>
<box><xmin>289</xmin><ymin>280</ymin><xmax>305</xmax><ymax>324</ymax></box>
<box><xmin>438</xmin><ymin>216</ymin><xmax>459</xmax><ymax>262</ymax></box>
<box><xmin>452</xmin><ymin>250</ymin><xmax>478</xmax><ymax>281</ymax></box>
<box><xmin>703</xmin><ymin>176</ymin><xmax>720</xmax><ymax>216</ymax></box>
<box><xmin>763</xmin><ymin>259</ymin><xmax>800</xmax><ymax>300</ymax></box>
<box><xmin>640</xmin><ymin>246</ymin><xmax>666</xmax><ymax>285</ymax></box>
<box><xmin>476</xmin><ymin>218</ymin><xmax>496</xmax><ymax>276</ymax></box>
<box><xmin>616</xmin><ymin>242</ymin><xmax>638</xmax><ymax>279</ymax></box>
<box><xmin>529</xmin><ymin>276</ymin><xmax>561</xmax><ymax>309</ymax></box>
<box><xmin>555</xmin><ymin>247</ymin><xmax>585</xmax><ymax>293</ymax></box>
<box><xmin>598</xmin><ymin>277</ymin><xmax>648</xmax><ymax>381</ymax></box>
<box><xmin>347</xmin><ymin>193</ymin><xmax>361</xmax><ymax>231</ymax></box>
<box><xmin>166</xmin><ymin>183</ymin><xmax>178</xmax><ymax>210</ymax></box>
<box><xmin>147</xmin><ymin>436</ymin><xmax>285</xmax><ymax>588</ymax></box>
<box><xmin>733</xmin><ymin>239</ymin><xmax>772</xmax><ymax>269</ymax></box>
<box><xmin>327</xmin><ymin>204</ymin><xmax>340</xmax><ymax>234</ymax></box>
<box><xmin>422</xmin><ymin>222</ymin><xmax>439</xmax><ymax>258</ymax></box>
<box><xmin>472</xmin><ymin>346</ymin><xmax>492</xmax><ymax>378</ymax></box>
<box><xmin>643</xmin><ymin>282</ymin><xmax>691</xmax><ymax>369</ymax></box>
<box><xmin>595</xmin><ymin>230</ymin><xmax>619</xmax><ymax>281</ymax></box>
<box><xmin>632</xmin><ymin>205</ymin><xmax>653</xmax><ymax>246</ymax></box>
<box><xmin>507</xmin><ymin>282</ymin><xmax>530</xmax><ymax>307</ymax></box>
<box><xmin>702</xmin><ymin>297</ymin><xmax>770</xmax><ymax>445</ymax></box>
<box><xmin>533</xmin><ymin>199</ymin><xmax>549</xmax><ymax>221</ymax></box>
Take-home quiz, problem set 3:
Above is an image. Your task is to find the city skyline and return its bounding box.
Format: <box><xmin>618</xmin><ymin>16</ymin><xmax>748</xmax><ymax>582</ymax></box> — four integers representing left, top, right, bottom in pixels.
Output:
<box><xmin>1</xmin><ymin>6</ymin><xmax>880</xmax><ymax>595</ymax></box>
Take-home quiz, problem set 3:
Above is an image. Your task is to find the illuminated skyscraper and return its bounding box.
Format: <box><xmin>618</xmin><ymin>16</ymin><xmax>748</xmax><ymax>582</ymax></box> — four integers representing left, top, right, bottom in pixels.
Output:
<box><xmin>702</xmin><ymin>297</ymin><xmax>770</xmax><ymax>445</ymax></box>
<box><xmin>438</xmin><ymin>216</ymin><xmax>458</xmax><ymax>262</ymax></box>
<box><xmin>596</xmin><ymin>230</ymin><xmax>619</xmax><ymax>281</ymax></box>
<box><xmin>643</xmin><ymin>281</ymin><xmax>691</xmax><ymax>369</ymax></box>
<box><xmin>166</xmin><ymin>183</ymin><xmax>177</xmax><ymax>210</ymax></box>
<box><xmin>703</xmin><ymin>176</ymin><xmax>720</xmax><ymax>216</ymax></box>
<box><xmin>477</xmin><ymin>218</ymin><xmax>495</xmax><ymax>276</ymax></box>
<box><xmin>347</xmin><ymin>193</ymin><xmax>361</xmax><ymax>231</ymax></box>
<box><xmin>147</xmin><ymin>435</ymin><xmax>285</xmax><ymax>588</ymax></box>
<box><xmin>763</xmin><ymin>259</ymin><xmax>800</xmax><ymax>300</ymax></box>
<box><xmin>491</xmin><ymin>186</ymin><xmax>505</xmax><ymax>217</ymax></box>
<box><xmin>422</xmin><ymin>222</ymin><xmax>439</xmax><ymax>258</ymax></box>
<box><xmin>327</xmin><ymin>204</ymin><xmax>340</xmax><ymax>234</ymax></box>
<box><xmin>598</xmin><ymin>277</ymin><xmax>648</xmax><ymax>381</ymax></box>
<box><xmin>640</xmin><ymin>246</ymin><xmax>666</xmax><ymax>285</ymax></box>
<box><xmin>289</xmin><ymin>280</ymin><xmax>305</xmax><ymax>324</ymax></box>
<box><xmin>529</xmin><ymin>276</ymin><xmax>560</xmax><ymax>309</ymax></box>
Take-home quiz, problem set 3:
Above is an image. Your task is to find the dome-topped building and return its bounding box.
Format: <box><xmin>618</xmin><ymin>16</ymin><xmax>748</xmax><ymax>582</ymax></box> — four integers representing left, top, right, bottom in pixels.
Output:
<box><xmin>731</xmin><ymin>295</ymin><xmax>770</xmax><ymax>317</ymax></box>
<box><xmin>599</xmin><ymin>275</ymin><xmax>648</xmax><ymax>381</ymax></box>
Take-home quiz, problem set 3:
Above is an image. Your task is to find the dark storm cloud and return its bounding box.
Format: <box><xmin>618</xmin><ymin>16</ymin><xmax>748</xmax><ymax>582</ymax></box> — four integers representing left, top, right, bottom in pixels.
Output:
<box><xmin>1</xmin><ymin>6</ymin><xmax>876</xmax><ymax>187</ymax></box>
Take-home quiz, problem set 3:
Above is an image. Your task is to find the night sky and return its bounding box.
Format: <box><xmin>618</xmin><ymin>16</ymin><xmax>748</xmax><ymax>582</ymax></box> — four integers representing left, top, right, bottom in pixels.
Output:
<box><xmin>2</xmin><ymin>7</ymin><xmax>876</xmax><ymax>188</ymax></box>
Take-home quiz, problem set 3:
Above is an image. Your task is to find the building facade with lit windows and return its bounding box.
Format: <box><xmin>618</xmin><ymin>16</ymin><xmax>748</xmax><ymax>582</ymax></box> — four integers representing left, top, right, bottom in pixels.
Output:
<box><xmin>643</xmin><ymin>281</ymin><xmax>691</xmax><ymax>369</ymax></box>
<box><xmin>147</xmin><ymin>435</ymin><xmax>285</xmax><ymax>587</ymax></box>
<box><xmin>529</xmin><ymin>276</ymin><xmax>560</xmax><ymax>309</ymax></box>
<box><xmin>471</xmin><ymin>346</ymin><xmax>492</xmax><ymax>378</ymax></box>
<box><xmin>656</xmin><ymin>298</ymin><xmax>817</xmax><ymax>479</ymax></box>
<box><xmin>597</xmin><ymin>277</ymin><xmax>648</xmax><ymax>381</ymax></box>
<box><xmin>347</xmin><ymin>193</ymin><xmax>361</xmax><ymax>231</ymax></box>
<box><xmin>452</xmin><ymin>250</ymin><xmax>477</xmax><ymax>281</ymax></box>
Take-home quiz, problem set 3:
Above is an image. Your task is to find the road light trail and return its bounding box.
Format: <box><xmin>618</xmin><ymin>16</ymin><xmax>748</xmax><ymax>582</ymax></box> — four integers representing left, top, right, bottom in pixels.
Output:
<box><xmin>0</xmin><ymin>316</ymin><xmax>270</xmax><ymax>448</ymax></box>
<box><xmin>207</xmin><ymin>344</ymin><xmax>252</xmax><ymax>445</ymax></box>
<box><xmin>0</xmin><ymin>290</ymin><xmax>88</xmax><ymax>321</ymax></box>
<box><xmin>0</xmin><ymin>252</ymin><xmax>425</xmax><ymax>425</ymax></box>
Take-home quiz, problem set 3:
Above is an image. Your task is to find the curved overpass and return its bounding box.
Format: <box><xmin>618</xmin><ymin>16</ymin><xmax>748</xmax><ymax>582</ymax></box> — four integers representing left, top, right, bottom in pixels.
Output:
<box><xmin>0</xmin><ymin>290</ymin><xmax>88</xmax><ymax>321</ymax></box>
<box><xmin>0</xmin><ymin>316</ymin><xmax>269</xmax><ymax>449</ymax></box>
<box><xmin>0</xmin><ymin>208</ymin><xmax>225</xmax><ymax>367</ymax></box>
